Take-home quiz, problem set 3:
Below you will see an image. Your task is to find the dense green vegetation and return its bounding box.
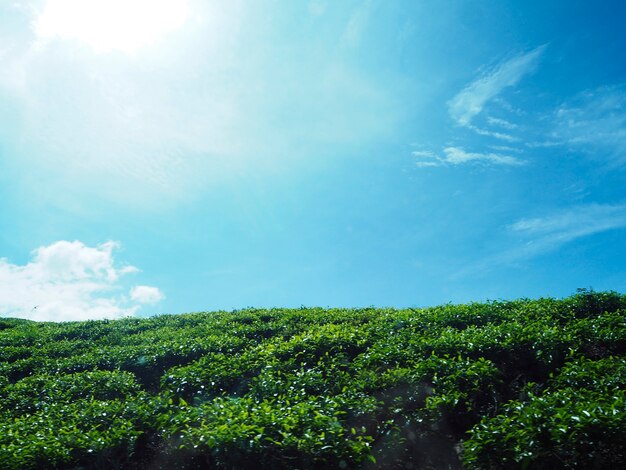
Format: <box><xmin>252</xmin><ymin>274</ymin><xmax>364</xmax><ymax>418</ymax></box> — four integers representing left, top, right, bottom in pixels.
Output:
<box><xmin>1</xmin><ymin>290</ymin><xmax>625</xmax><ymax>469</ymax></box>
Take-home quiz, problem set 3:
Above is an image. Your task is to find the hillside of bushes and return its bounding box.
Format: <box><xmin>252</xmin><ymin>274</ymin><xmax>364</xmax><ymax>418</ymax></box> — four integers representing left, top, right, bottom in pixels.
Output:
<box><xmin>1</xmin><ymin>290</ymin><xmax>625</xmax><ymax>469</ymax></box>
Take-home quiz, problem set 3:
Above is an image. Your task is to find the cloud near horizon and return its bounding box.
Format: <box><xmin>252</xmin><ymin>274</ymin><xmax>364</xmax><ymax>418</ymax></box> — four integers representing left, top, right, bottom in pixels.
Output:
<box><xmin>0</xmin><ymin>240</ymin><xmax>164</xmax><ymax>322</ymax></box>
<box><xmin>496</xmin><ymin>203</ymin><xmax>626</xmax><ymax>265</ymax></box>
<box><xmin>130</xmin><ymin>285</ymin><xmax>165</xmax><ymax>304</ymax></box>
<box><xmin>509</xmin><ymin>203</ymin><xmax>626</xmax><ymax>247</ymax></box>
<box><xmin>453</xmin><ymin>203</ymin><xmax>626</xmax><ymax>280</ymax></box>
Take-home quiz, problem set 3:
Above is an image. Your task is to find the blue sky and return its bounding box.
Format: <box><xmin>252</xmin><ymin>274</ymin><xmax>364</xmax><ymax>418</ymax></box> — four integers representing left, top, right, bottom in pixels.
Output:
<box><xmin>1</xmin><ymin>0</ymin><xmax>626</xmax><ymax>321</ymax></box>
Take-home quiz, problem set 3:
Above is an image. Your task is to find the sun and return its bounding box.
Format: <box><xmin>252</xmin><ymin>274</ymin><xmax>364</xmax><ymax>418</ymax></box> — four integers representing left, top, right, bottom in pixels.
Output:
<box><xmin>34</xmin><ymin>0</ymin><xmax>189</xmax><ymax>54</ymax></box>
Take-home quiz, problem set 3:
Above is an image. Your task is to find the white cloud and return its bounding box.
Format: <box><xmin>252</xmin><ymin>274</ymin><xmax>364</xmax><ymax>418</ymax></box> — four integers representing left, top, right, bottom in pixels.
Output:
<box><xmin>487</xmin><ymin>116</ymin><xmax>518</xmax><ymax>130</ymax></box>
<box><xmin>413</xmin><ymin>146</ymin><xmax>524</xmax><ymax>167</ymax></box>
<box><xmin>499</xmin><ymin>203</ymin><xmax>626</xmax><ymax>263</ymax></box>
<box><xmin>130</xmin><ymin>285</ymin><xmax>165</xmax><ymax>304</ymax></box>
<box><xmin>412</xmin><ymin>46</ymin><xmax>545</xmax><ymax>169</ymax></box>
<box><xmin>414</xmin><ymin>161</ymin><xmax>440</xmax><ymax>168</ymax></box>
<box><xmin>448</xmin><ymin>44</ymin><xmax>546</xmax><ymax>126</ymax></box>
<box><xmin>0</xmin><ymin>240</ymin><xmax>163</xmax><ymax>322</ymax></box>
<box><xmin>33</xmin><ymin>240</ymin><xmax>121</xmax><ymax>282</ymax></box>
<box><xmin>489</xmin><ymin>145</ymin><xmax>523</xmax><ymax>153</ymax></box>
<box><xmin>443</xmin><ymin>147</ymin><xmax>523</xmax><ymax>165</ymax></box>
<box><xmin>411</xmin><ymin>150</ymin><xmax>438</xmax><ymax>159</ymax></box>
<box><xmin>454</xmin><ymin>203</ymin><xmax>626</xmax><ymax>278</ymax></box>
<box><xmin>467</xmin><ymin>125</ymin><xmax>518</xmax><ymax>142</ymax></box>
<box><xmin>509</xmin><ymin>203</ymin><xmax>626</xmax><ymax>244</ymax></box>
<box><xmin>550</xmin><ymin>85</ymin><xmax>626</xmax><ymax>165</ymax></box>
<box><xmin>525</xmin><ymin>140</ymin><xmax>562</xmax><ymax>148</ymax></box>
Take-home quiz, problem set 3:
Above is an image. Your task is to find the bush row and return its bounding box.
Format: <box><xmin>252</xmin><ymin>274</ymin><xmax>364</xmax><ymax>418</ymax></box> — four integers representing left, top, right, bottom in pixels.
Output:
<box><xmin>0</xmin><ymin>290</ymin><xmax>624</xmax><ymax>468</ymax></box>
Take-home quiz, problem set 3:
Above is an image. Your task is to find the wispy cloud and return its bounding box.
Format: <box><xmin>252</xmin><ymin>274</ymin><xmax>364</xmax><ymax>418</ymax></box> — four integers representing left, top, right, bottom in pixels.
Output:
<box><xmin>454</xmin><ymin>203</ymin><xmax>626</xmax><ymax>278</ymax></box>
<box><xmin>448</xmin><ymin>44</ymin><xmax>546</xmax><ymax>126</ymax></box>
<box><xmin>501</xmin><ymin>203</ymin><xmax>626</xmax><ymax>264</ymax></box>
<box><xmin>0</xmin><ymin>241</ymin><xmax>164</xmax><ymax>321</ymax></box>
<box><xmin>509</xmin><ymin>203</ymin><xmax>626</xmax><ymax>247</ymax></box>
<box><xmin>549</xmin><ymin>85</ymin><xmax>626</xmax><ymax>165</ymax></box>
<box><xmin>467</xmin><ymin>125</ymin><xmax>519</xmax><ymax>142</ymax></box>
<box><xmin>444</xmin><ymin>147</ymin><xmax>523</xmax><ymax>165</ymax></box>
<box><xmin>412</xmin><ymin>150</ymin><xmax>441</xmax><ymax>167</ymax></box>
<box><xmin>412</xmin><ymin>46</ymin><xmax>547</xmax><ymax>169</ymax></box>
<box><xmin>486</xmin><ymin>116</ymin><xmax>518</xmax><ymax>130</ymax></box>
<box><xmin>341</xmin><ymin>0</ymin><xmax>375</xmax><ymax>48</ymax></box>
<box><xmin>525</xmin><ymin>140</ymin><xmax>562</xmax><ymax>148</ymax></box>
<box><xmin>489</xmin><ymin>145</ymin><xmax>523</xmax><ymax>153</ymax></box>
<box><xmin>413</xmin><ymin>146</ymin><xmax>524</xmax><ymax>167</ymax></box>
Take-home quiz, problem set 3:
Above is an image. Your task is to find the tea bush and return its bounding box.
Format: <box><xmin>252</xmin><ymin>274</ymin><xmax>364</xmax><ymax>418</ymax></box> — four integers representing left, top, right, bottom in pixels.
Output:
<box><xmin>0</xmin><ymin>291</ymin><xmax>624</xmax><ymax>468</ymax></box>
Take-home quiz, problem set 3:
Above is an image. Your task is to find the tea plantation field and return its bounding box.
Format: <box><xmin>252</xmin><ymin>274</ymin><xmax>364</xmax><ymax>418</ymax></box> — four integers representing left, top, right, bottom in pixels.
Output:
<box><xmin>1</xmin><ymin>290</ymin><xmax>625</xmax><ymax>469</ymax></box>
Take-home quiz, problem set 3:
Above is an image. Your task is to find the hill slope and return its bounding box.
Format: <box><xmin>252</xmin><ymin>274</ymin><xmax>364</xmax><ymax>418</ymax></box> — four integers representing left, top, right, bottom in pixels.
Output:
<box><xmin>1</xmin><ymin>291</ymin><xmax>625</xmax><ymax>469</ymax></box>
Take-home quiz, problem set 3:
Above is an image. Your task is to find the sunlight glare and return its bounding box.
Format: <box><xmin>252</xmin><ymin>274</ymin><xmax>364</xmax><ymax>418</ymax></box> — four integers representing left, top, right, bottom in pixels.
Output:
<box><xmin>35</xmin><ymin>0</ymin><xmax>189</xmax><ymax>54</ymax></box>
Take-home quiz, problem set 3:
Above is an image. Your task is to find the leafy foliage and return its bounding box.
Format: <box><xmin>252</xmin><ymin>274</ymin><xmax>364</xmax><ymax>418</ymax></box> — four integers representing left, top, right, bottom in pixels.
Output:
<box><xmin>0</xmin><ymin>291</ymin><xmax>625</xmax><ymax>468</ymax></box>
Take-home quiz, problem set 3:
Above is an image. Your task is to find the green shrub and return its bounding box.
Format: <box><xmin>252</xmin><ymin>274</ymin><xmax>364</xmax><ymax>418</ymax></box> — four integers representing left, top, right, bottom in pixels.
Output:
<box><xmin>157</xmin><ymin>394</ymin><xmax>377</xmax><ymax>468</ymax></box>
<box><xmin>0</xmin><ymin>399</ymin><xmax>143</xmax><ymax>469</ymax></box>
<box><xmin>0</xmin><ymin>292</ymin><xmax>624</xmax><ymax>468</ymax></box>
<box><xmin>463</xmin><ymin>387</ymin><xmax>626</xmax><ymax>469</ymax></box>
<box><xmin>0</xmin><ymin>370</ymin><xmax>141</xmax><ymax>417</ymax></box>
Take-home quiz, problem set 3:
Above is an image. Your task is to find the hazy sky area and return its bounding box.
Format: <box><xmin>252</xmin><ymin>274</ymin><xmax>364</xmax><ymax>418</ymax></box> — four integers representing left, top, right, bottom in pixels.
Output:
<box><xmin>1</xmin><ymin>0</ymin><xmax>626</xmax><ymax>321</ymax></box>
